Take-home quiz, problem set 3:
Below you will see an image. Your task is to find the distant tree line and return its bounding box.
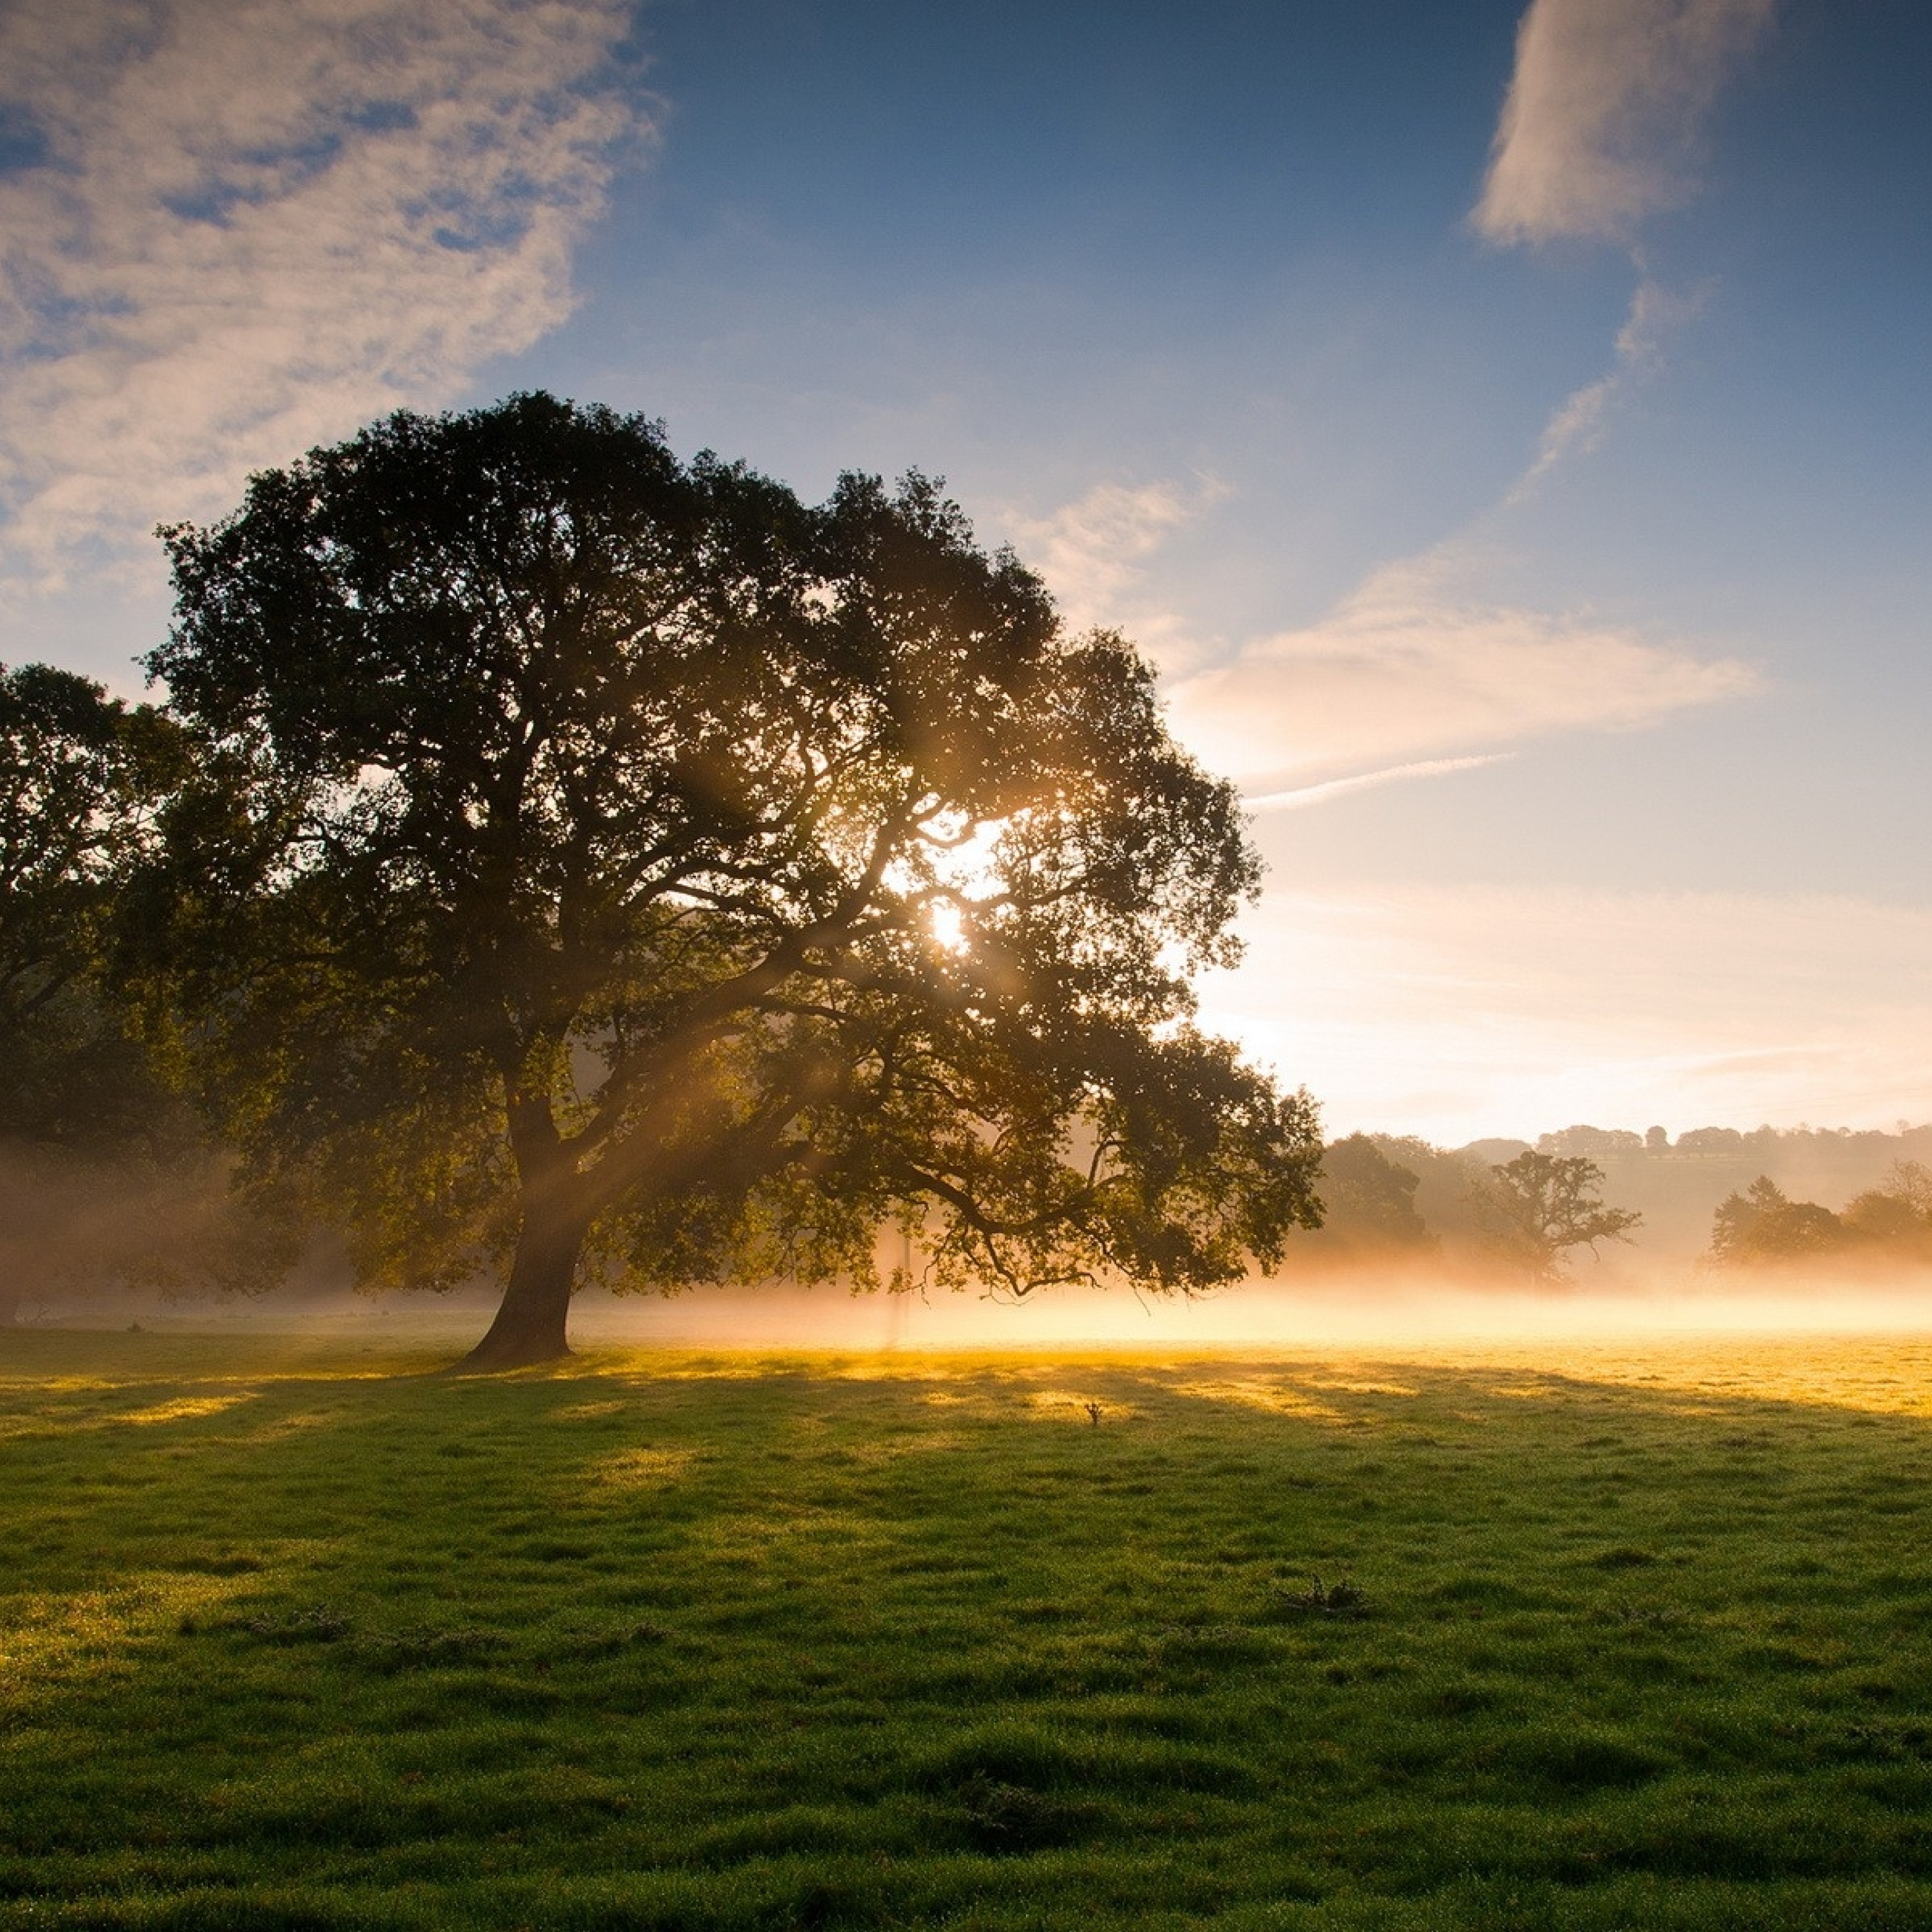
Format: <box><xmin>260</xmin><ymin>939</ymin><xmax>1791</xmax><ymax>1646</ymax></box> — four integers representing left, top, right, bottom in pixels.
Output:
<box><xmin>1707</xmin><ymin>1164</ymin><xmax>1932</xmax><ymax>1269</ymax></box>
<box><xmin>1298</xmin><ymin>1135</ymin><xmax>1639</xmax><ymax>1284</ymax></box>
<box><xmin>1303</xmin><ymin>1128</ymin><xmax>1932</xmax><ymax>1282</ymax></box>
<box><xmin>1538</xmin><ymin>1122</ymin><xmax>1932</xmax><ymax>1166</ymax></box>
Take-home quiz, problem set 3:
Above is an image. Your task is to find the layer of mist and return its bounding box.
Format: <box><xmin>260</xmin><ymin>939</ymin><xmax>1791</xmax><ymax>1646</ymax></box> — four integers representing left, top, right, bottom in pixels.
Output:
<box><xmin>10</xmin><ymin>1120</ymin><xmax>1931</xmax><ymax>1351</ymax></box>
<box><xmin>19</xmin><ymin>1257</ymin><xmax>1931</xmax><ymax>1358</ymax></box>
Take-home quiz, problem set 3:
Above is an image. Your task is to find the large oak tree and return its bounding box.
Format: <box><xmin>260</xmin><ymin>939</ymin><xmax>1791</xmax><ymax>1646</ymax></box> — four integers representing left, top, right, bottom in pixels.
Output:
<box><xmin>144</xmin><ymin>394</ymin><xmax>1320</xmax><ymax>1368</ymax></box>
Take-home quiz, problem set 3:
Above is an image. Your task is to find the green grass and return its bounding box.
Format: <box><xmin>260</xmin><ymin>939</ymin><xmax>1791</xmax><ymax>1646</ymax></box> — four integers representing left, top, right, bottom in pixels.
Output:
<box><xmin>6</xmin><ymin>1326</ymin><xmax>1932</xmax><ymax>1928</ymax></box>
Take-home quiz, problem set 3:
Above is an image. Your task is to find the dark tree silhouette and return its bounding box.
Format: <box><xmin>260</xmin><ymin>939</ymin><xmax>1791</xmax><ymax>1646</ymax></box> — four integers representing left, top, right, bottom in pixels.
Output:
<box><xmin>144</xmin><ymin>395</ymin><xmax>1322</xmax><ymax>1368</ymax></box>
<box><xmin>1471</xmin><ymin>1149</ymin><xmax>1641</xmax><ymax>1281</ymax></box>
<box><xmin>0</xmin><ymin>664</ymin><xmax>267</xmax><ymax>1319</ymax></box>
<box><xmin>1</xmin><ymin>663</ymin><xmax>175</xmax><ymax>1127</ymax></box>
<box><xmin>1712</xmin><ymin>1166</ymin><xmax>1932</xmax><ymax>1268</ymax></box>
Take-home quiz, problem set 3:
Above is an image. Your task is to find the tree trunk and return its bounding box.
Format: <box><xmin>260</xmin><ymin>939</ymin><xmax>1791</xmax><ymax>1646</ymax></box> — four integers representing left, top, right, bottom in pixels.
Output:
<box><xmin>453</xmin><ymin>1185</ymin><xmax>589</xmax><ymax>1372</ymax></box>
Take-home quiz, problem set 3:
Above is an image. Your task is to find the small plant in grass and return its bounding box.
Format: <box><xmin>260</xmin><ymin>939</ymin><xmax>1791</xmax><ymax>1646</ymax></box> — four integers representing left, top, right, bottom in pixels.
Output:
<box><xmin>241</xmin><ymin>1605</ymin><xmax>353</xmax><ymax>1643</ymax></box>
<box><xmin>953</xmin><ymin>1773</ymin><xmax>1096</xmax><ymax>1852</ymax></box>
<box><xmin>1611</xmin><ymin>1600</ymin><xmax>1684</xmax><ymax>1630</ymax></box>
<box><xmin>1277</xmin><ymin>1572</ymin><xmax>1370</xmax><ymax>1618</ymax></box>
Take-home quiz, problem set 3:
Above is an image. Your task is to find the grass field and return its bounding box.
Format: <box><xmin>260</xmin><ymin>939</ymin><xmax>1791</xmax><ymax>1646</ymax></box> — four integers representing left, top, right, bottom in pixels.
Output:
<box><xmin>6</xmin><ymin>1323</ymin><xmax>1932</xmax><ymax>1929</ymax></box>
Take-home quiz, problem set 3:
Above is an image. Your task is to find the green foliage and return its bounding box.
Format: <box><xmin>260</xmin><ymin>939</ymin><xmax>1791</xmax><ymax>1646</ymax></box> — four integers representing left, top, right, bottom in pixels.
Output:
<box><xmin>1299</xmin><ymin>1133</ymin><xmax>1433</xmax><ymax>1259</ymax></box>
<box><xmin>1471</xmin><ymin>1151</ymin><xmax>1642</xmax><ymax>1281</ymax></box>
<box><xmin>0</xmin><ymin>665</ymin><xmax>286</xmax><ymax>1315</ymax></box>
<box><xmin>1844</xmin><ymin>1162</ymin><xmax>1932</xmax><ymax>1262</ymax></box>
<box><xmin>143</xmin><ymin>395</ymin><xmax>1319</xmax><ymax>1359</ymax></box>
<box><xmin>9</xmin><ymin>1330</ymin><xmax>1932</xmax><ymax>1928</ymax></box>
<box><xmin>1366</xmin><ymin>1135</ymin><xmax>1496</xmax><ymax>1260</ymax></box>
<box><xmin>0</xmin><ymin>662</ymin><xmax>183</xmax><ymax>1151</ymax></box>
<box><xmin>1709</xmin><ymin>1176</ymin><xmax>1847</xmax><ymax>1266</ymax></box>
<box><xmin>1714</xmin><ymin>1166</ymin><xmax>1932</xmax><ymax>1269</ymax></box>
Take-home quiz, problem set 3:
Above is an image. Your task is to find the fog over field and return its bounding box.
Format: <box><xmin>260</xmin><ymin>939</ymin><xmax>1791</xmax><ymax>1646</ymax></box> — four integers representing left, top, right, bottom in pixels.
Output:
<box><xmin>24</xmin><ymin>1256</ymin><xmax>1932</xmax><ymax>1361</ymax></box>
<box><xmin>12</xmin><ymin>1116</ymin><xmax>1932</xmax><ymax>1352</ymax></box>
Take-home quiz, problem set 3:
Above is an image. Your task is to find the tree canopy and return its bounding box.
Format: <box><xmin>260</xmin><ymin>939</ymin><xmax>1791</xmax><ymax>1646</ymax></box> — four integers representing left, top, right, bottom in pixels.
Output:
<box><xmin>0</xmin><ymin>663</ymin><xmax>278</xmax><ymax>1321</ymax></box>
<box><xmin>1709</xmin><ymin>1176</ymin><xmax>1848</xmax><ymax>1266</ymax></box>
<box><xmin>0</xmin><ymin>662</ymin><xmax>178</xmax><ymax>1144</ymax></box>
<box><xmin>1297</xmin><ymin>1133</ymin><xmax>1432</xmax><ymax>1259</ymax></box>
<box><xmin>142</xmin><ymin>394</ymin><xmax>1322</xmax><ymax>1366</ymax></box>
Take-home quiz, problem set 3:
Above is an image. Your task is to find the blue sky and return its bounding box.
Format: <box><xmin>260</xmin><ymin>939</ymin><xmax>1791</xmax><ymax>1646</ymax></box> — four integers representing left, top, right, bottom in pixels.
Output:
<box><xmin>3</xmin><ymin>0</ymin><xmax>1928</xmax><ymax>1142</ymax></box>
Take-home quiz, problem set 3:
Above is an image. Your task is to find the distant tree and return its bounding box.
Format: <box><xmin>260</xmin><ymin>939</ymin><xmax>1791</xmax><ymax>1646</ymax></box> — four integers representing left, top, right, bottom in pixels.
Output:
<box><xmin>1840</xmin><ymin>1191</ymin><xmax>1927</xmax><ymax>1245</ymax></box>
<box><xmin>1644</xmin><ymin>1125</ymin><xmax>1671</xmax><ymax>1154</ymax></box>
<box><xmin>1881</xmin><ymin>1160</ymin><xmax>1932</xmax><ymax>1219</ymax></box>
<box><xmin>1708</xmin><ymin>1176</ymin><xmax>1849</xmax><ymax>1267</ymax></box>
<box><xmin>1463</xmin><ymin>1137</ymin><xmax>1533</xmax><ymax>1167</ymax></box>
<box><xmin>1</xmin><ymin>663</ymin><xmax>174</xmax><ymax>1131</ymax></box>
<box><xmin>1840</xmin><ymin>1161</ymin><xmax>1932</xmax><ymax>1260</ymax></box>
<box><xmin>1301</xmin><ymin>1133</ymin><xmax>1432</xmax><ymax>1257</ymax></box>
<box><xmin>141</xmin><ymin>394</ymin><xmax>1323</xmax><ymax>1369</ymax></box>
<box><xmin>1539</xmin><ymin>1125</ymin><xmax>1642</xmax><ymax>1158</ymax></box>
<box><xmin>0</xmin><ymin>664</ymin><xmax>278</xmax><ymax>1320</ymax></box>
<box><xmin>1369</xmin><ymin>1135</ymin><xmax>1492</xmax><ymax>1259</ymax></box>
<box><xmin>1471</xmin><ymin>1150</ymin><xmax>1641</xmax><ymax>1281</ymax></box>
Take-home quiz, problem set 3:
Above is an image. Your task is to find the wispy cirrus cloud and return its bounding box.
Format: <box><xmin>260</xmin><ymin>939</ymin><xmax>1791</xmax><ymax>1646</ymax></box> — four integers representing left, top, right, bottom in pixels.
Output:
<box><xmin>1511</xmin><ymin>275</ymin><xmax>1704</xmax><ymax>499</ymax></box>
<box><xmin>1008</xmin><ymin>6</ymin><xmax>1776</xmax><ymax>807</ymax></box>
<box><xmin>0</xmin><ymin>0</ymin><xmax>647</xmax><ymax>581</ymax></box>
<box><xmin>1163</xmin><ymin>544</ymin><xmax>1755</xmax><ymax>791</ymax></box>
<box><xmin>1245</xmin><ymin>756</ymin><xmax>1513</xmax><ymax>814</ymax></box>
<box><xmin>1015</xmin><ymin>478</ymin><xmax>1753</xmax><ymax>795</ymax></box>
<box><xmin>1473</xmin><ymin>0</ymin><xmax>1775</xmax><ymax>249</ymax></box>
<box><xmin>1476</xmin><ymin>0</ymin><xmax>1773</xmax><ymax>497</ymax></box>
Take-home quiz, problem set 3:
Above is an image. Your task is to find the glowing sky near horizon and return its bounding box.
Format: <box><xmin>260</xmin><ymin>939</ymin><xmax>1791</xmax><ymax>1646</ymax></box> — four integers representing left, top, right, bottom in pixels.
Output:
<box><xmin>2</xmin><ymin>0</ymin><xmax>1928</xmax><ymax>1145</ymax></box>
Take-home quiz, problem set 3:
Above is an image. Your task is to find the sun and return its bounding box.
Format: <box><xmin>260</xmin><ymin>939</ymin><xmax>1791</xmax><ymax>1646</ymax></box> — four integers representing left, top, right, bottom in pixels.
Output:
<box><xmin>930</xmin><ymin>899</ymin><xmax>969</xmax><ymax>954</ymax></box>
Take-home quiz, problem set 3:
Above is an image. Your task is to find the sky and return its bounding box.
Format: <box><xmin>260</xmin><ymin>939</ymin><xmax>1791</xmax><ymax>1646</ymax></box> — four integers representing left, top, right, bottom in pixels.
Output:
<box><xmin>2</xmin><ymin>0</ymin><xmax>1929</xmax><ymax>1146</ymax></box>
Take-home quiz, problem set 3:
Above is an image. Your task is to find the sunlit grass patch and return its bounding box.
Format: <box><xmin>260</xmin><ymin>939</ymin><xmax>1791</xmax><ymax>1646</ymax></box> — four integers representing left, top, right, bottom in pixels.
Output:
<box><xmin>0</xmin><ymin>1572</ymin><xmax>254</xmax><ymax>1711</ymax></box>
<box><xmin>5</xmin><ymin>1325</ymin><xmax>1932</xmax><ymax>1927</ymax></box>
<box><xmin>1163</xmin><ymin>1375</ymin><xmax>1352</xmax><ymax>1422</ymax></box>
<box><xmin>113</xmin><ymin>1393</ymin><xmax>258</xmax><ymax>1427</ymax></box>
<box><xmin>582</xmin><ymin>1444</ymin><xmax>695</xmax><ymax>1490</ymax></box>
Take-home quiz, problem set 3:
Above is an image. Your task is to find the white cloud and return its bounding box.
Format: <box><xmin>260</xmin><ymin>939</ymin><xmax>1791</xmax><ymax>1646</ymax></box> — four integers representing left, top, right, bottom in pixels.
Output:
<box><xmin>1165</xmin><ymin>544</ymin><xmax>1756</xmax><ymax>789</ymax></box>
<box><xmin>1198</xmin><ymin>884</ymin><xmax>1932</xmax><ymax>1144</ymax></box>
<box><xmin>1474</xmin><ymin>0</ymin><xmax>1775</xmax><ymax>248</ymax></box>
<box><xmin>1245</xmin><ymin>755</ymin><xmax>1512</xmax><ymax>814</ymax></box>
<box><xmin>0</xmin><ymin>0</ymin><xmax>646</xmax><ymax>581</ymax></box>
<box><xmin>1006</xmin><ymin>474</ymin><xmax>1228</xmax><ymax>673</ymax></box>
<box><xmin>1511</xmin><ymin>276</ymin><xmax>1704</xmax><ymax>497</ymax></box>
<box><xmin>1013</xmin><ymin>472</ymin><xmax>1757</xmax><ymax>794</ymax></box>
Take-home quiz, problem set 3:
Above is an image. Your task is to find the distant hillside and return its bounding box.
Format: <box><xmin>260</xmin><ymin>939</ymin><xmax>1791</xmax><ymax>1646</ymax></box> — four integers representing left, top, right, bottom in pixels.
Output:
<box><xmin>1528</xmin><ymin>1124</ymin><xmax>1932</xmax><ymax>1264</ymax></box>
<box><xmin>1301</xmin><ymin>1123</ymin><xmax>1932</xmax><ymax>1272</ymax></box>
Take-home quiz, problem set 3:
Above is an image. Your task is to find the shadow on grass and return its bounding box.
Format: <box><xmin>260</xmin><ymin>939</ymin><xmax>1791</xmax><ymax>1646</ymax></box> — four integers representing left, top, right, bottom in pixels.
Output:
<box><xmin>6</xmin><ymin>1328</ymin><xmax>1932</xmax><ymax>1927</ymax></box>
